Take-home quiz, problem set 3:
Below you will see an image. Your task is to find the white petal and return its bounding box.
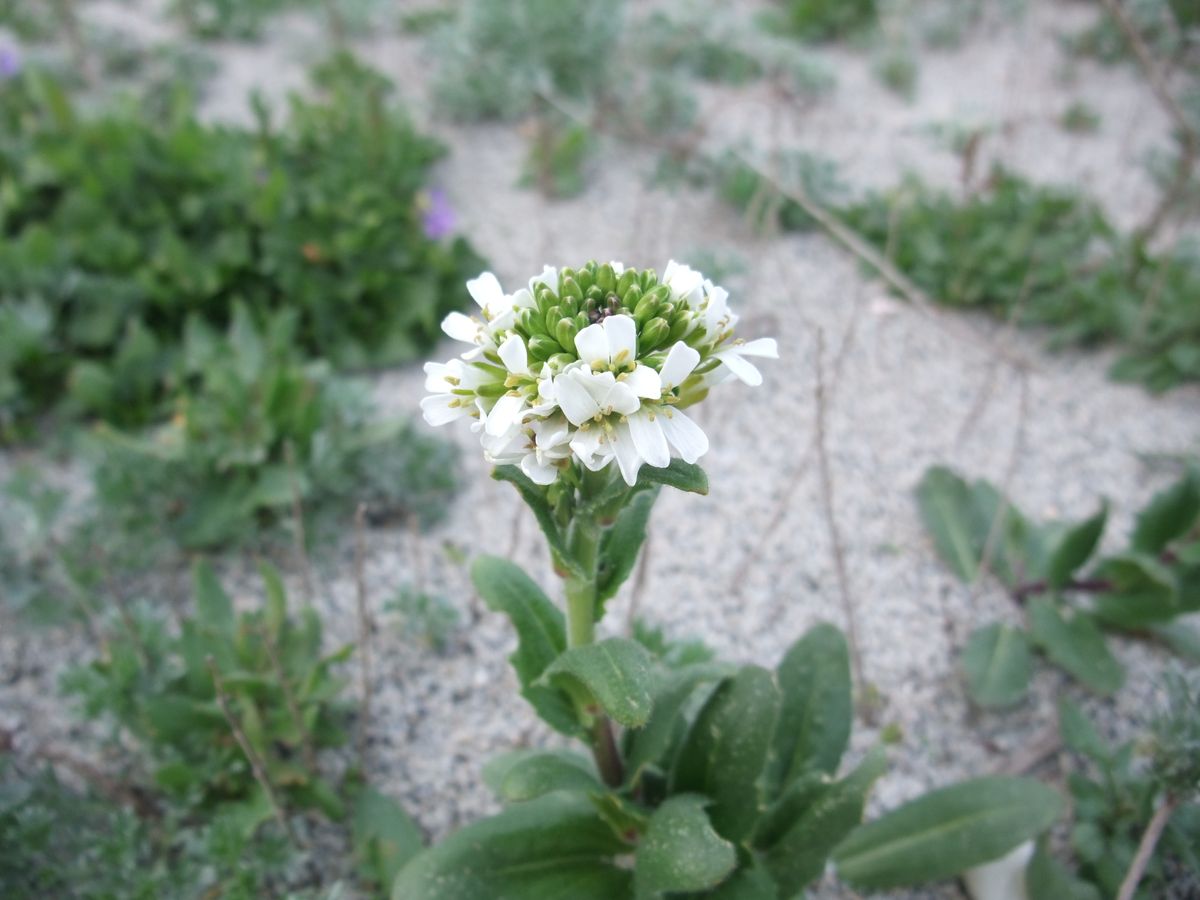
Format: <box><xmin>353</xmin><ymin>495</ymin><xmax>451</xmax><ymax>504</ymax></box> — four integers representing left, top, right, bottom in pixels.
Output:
<box><xmin>658</xmin><ymin>342</ymin><xmax>700</xmax><ymax>389</ymax></box>
<box><xmin>736</xmin><ymin>337</ymin><xmax>779</xmax><ymax>359</ymax></box>
<box><xmin>442</xmin><ymin>311</ymin><xmax>480</xmax><ymax>344</ymax></box>
<box><xmin>497</xmin><ymin>334</ymin><xmax>529</xmax><ymax>375</ymax></box>
<box><xmin>577</xmin><ymin>369</ymin><xmax>616</xmax><ymax>404</ymax></box>
<box><xmin>714</xmin><ymin>350</ymin><xmax>763</xmax><ymax>386</ymax></box>
<box><xmin>570</xmin><ymin>427</ymin><xmax>609</xmax><ymax>470</ymax></box>
<box><xmin>485</xmin><ymin>393</ymin><xmax>526</xmax><ymax>436</ymax></box>
<box><xmin>603</xmin><ymin>315</ymin><xmax>638</xmax><ymax>368</ymax></box>
<box><xmin>628</xmin><ymin>410</ymin><xmax>669</xmax><ymax>468</ymax></box>
<box><xmin>488</xmin><ymin>309</ymin><xmax>515</xmax><ymax>332</ymax></box>
<box><xmin>663</xmin><ymin>260</ymin><xmax>703</xmax><ymax>303</ymax></box>
<box><xmin>467</xmin><ymin>271</ymin><xmax>504</xmax><ymax>310</ymax></box>
<box><xmin>529</xmin><ymin>265</ymin><xmax>557</xmax><ymax>294</ymax></box>
<box><xmin>623</xmin><ymin>364</ymin><xmax>662</xmax><ymax>400</ymax></box>
<box><xmin>659</xmin><ymin>408</ymin><xmax>709</xmax><ymax>463</ymax></box>
<box><xmin>420</xmin><ymin>394</ymin><xmax>466</xmax><ymax>426</ymax></box>
<box><xmin>600</xmin><ymin>381</ymin><xmax>640</xmax><ymax>416</ymax></box>
<box><xmin>521</xmin><ymin>455</ymin><xmax>559</xmax><ymax>485</ymax></box>
<box><xmin>574</xmin><ymin>323</ymin><xmax>609</xmax><ymax>366</ymax></box>
<box><xmin>511</xmin><ymin>287</ymin><xmax>536</xmax><ymax>310</ymax></box>
<box><xmin>610</xmin><ymin>422</ymin><xmax>644</xmax><ymax>486</ymax></box>
<box><xmin>555</xmin><ymin>372</ymin><xmax>602</xmax><ymax>425</ymax></box>
<box><xmin>423</xmin><ymin>360</ymin><xmax>456</xmax><ymax>392</ymax></box>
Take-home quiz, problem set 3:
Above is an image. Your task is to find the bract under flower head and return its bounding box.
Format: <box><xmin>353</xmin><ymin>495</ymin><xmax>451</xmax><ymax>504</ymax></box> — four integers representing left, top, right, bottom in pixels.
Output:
<box><xmin>421</xmin><ymin>260</ymin><xmax>777</xmax><ymax>486</ymax></box>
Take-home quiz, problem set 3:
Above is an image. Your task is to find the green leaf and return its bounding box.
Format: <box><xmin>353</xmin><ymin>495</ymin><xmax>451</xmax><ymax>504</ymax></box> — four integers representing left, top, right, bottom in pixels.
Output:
<box><xmin>672</xmin><ymin>665</ymin><xmax>780</xmax><ymax>843</ymax></box>
<box><xmin>634</xmin><ymin>795</ymin><xmax>737</xmax><ymax>899</ymax></box>
<box><xmin>391</xmin><ymin>792</ymin><xmax>631</xmax><ymax>900</ymax></box>
<box><xmin>623</xmin><ymin>664</ymin><xmax>729</xmax><ymax>786</ymax></box>
<box><xmin>1025</xmin><ymin>840</ymin><xmax>1102</xmax><ymax>900</ymax></box>
<box><xmin>699</xmin><ymin>863</ymin><xmax>779</xmax><ymax>900</ymax></box>
<box><xmin>1130</xmin><ymin>467</ymin><xmax>1200</xmax><ymax>554</ymax></box>
<box><xmin>1027</xmin><ymin>598</ymin><xmax>1123</xmax><ymax>694</ymax></box>
<box><xmin>916</xmin><ymin>466</ymin><xmax>1012</xmax><ymax>583</ymax></box>
<box><xmin>354</xmin><ymin>787</ymin><xmax>424</xmax><ymax>889</ymax></box>
<box><xmin>1091</xmin><ymin>553</ymin><xmax>1179</xmax><ymax>628</ymax></box>
<box><xmin>193</xmin><ymin>560</ymin><xmax>234</xmax><ymax>634</ymax></box>
<box><xmin>471</xmin><ymin>555</ymin><xmax>577</xmax><ymax>736</ymax></box>
<box><xmin>482</xmin><ymin>750</ymin><xmax>601</xmax><ymax>802</ymax></box>
<box><xmin>770</xmin><ymin>623</ymin><xmax>852</xmax><ymax>786</ymax></box>
<box><xmin>259</xmin><ymin>560</ymin><xmax>287</xmax><ymax>638</ymax></box>
<box><xmin>1046</xmin><ymin>503</ymin><xmax>1107</xmax><ymax>589</ymax></box>
<box><xmin>760</xmin><ymin>748</ymin><xmax>887</xmax><ymax>894</ymax></box>
<box><xmin>1147</xmin><ymin>620</ymin><xmax>1200</xmax><ymax>662</ymax></box>
<box><xmin>540</xmin><ymin>638</ymin><xmax>655</xmax><ymax>729</ymax></box>
<box><xmin>492</xmin><ymin>466</ymin><xmax>584</xmax><ymax>579</ymax></box>
<box><xmin>962</xmin><ymin>623</ymin><xmax>1033</xmax><ymax>708</ymax></box>
<box><xmin>634</xmin><ymin>459</ymin><xmax>709</xmax><ymax>495</ymax></box>
<box><xmin>833</xmin><ymin>776</ymin><xmax>1064</xmax><ymax>889</ymax></box>
<box><xmin>596</xmin><ymin>488</ymin><xmax>657</xmax><ymax>610</ymax></box>
<box><xmin>1057</xmin><ymin>699</ymin><xmax>1109</xmax><ymax>763</ymax></box>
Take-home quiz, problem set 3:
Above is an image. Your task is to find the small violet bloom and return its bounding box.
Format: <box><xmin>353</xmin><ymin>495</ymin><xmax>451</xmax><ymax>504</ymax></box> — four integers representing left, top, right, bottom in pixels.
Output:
<box><xmin>0</xmin><ymin>45</ymin><xmax>21</xmax><ymax>81</ymax></box>
<box><xmin>418</xmin><ymin>188</ymin><xmax>455</xmax><ymax>241</ymax></box>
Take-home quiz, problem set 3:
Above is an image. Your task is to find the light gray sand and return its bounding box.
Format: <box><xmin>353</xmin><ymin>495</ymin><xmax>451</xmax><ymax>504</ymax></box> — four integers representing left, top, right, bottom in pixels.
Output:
<box><xmin>2</xmin><ymin>2</ymin><xmax>1198</xmax><ymax>897</ymax></box>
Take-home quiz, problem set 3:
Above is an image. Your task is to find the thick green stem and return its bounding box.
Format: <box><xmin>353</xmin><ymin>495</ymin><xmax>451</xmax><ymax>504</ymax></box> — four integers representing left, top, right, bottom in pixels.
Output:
<box><xmin>562</xmin><ymin>504</ymin><xmax>623</xmax><ymax>786</ymax></box>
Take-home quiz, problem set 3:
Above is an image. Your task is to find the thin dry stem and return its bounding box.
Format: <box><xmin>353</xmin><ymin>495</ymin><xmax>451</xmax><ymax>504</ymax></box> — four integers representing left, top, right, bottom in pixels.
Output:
<box><xmin>813</xmin><ymin>330</ymin><xmax>868</xmax><ymax>710</ymax></box>
<box><xmin>285</xmin><ymin>442</ymin><xmax>314</xmax><ymax>605</ymax></box>
<box><xmin>1099</xmin><ymin>0</ymin><xmax>1199</xmax><ymax>241</ymax></box>
<box><xmin>206</xmin><ymin>655</ymin><xmax>297</xmax><ymax>845</ymax></box>
<box><xmin>353</xmin><ymin>504</ymin><xmax>374</xmax><ymax>772</ymax></box>
<box><xmin>258</xmin><ymin>623</ymin><xmax>316</xmax><ymax>772</ymax></box>
<box><xmin>1117</xmin><ymin>793</ymin><xmax>1180</xmax><ymax>900</ymax></box>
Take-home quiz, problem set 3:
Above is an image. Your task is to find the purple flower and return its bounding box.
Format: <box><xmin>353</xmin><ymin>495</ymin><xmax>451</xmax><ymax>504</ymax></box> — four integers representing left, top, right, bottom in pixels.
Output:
<box><xmin>0</xmin><ymin>45</ymin><xmax>21</xmax><ymax>81</ymax></box>
<box><xmin>419</xmin><ymin>188</ymin><xmax>455</xmax><ymax>241</ymax></box>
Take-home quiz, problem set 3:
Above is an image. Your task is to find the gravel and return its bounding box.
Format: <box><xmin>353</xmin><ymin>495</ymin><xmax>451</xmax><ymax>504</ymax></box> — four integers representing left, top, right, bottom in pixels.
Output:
<box><xmin>3</xmin><ymin>2</ymin><xmax>1198</xmax><ymax>898</ymax></box>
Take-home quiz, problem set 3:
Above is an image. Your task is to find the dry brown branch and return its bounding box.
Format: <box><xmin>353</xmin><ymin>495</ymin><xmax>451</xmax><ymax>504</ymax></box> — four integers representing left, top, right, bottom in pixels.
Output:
<box><xmin>813</xmin><ymin>330</ymin><xmax>868</xmax><ymax>708</ymax></box>
<box><xmin>206</xmin><ymin>655</ymin><xmax>297</xmax><ymax>845</ymax></box>
<box><xmin>1099</xmin><ymin>0</ymin><xmax>1199</xmax><ymax>241</ymax></box>
<box><xmin>353</xmin><ymin>504</ymin><xmax>374</xmax><ymax>772</ymax></box>
<box><xmin>990</xmin><ymin>726</ymin><xmax>1061</xmax><ymax>777</ymax></box>
<box><xmin>1117</xmin><ymin>793</ymin><xmax>1181</xmax><ymax>900</ymax></box>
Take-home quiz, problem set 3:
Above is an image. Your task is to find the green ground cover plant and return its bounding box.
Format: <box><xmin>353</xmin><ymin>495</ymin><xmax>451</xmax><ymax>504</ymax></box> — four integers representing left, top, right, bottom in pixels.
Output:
<box><xmin>0</xmin><ymin>55</ymin><xmax>483</xmax><ymax>437</ymax></box>
<box><xmin>87</xmin><ymin>305</ymin><xmax>457</xmax><ymax>550</ymax></box>
<box><xmin>917</xmin><ymin>463</ymin><xmax>1200</xmax><ymax>707</ymax></box>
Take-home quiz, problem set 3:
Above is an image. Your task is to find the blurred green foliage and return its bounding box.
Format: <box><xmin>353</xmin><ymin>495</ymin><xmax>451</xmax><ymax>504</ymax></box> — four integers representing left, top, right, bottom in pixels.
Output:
<box><xmin>87</xmin><ymin>306</ymin><xmax>457</xmax><ymax>550</ymax></box>
<box><xmin>770</xmin><ymin>0</ymin><xmax>877</xmax><ymax>41</ymax></box>
<box><xmin>0</xmin><ymin>54</ymin><xmax>484</xmax><ymax>437</ymax></box>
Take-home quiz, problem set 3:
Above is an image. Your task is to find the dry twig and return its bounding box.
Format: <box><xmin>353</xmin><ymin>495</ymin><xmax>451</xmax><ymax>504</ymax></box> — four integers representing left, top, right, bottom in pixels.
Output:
<box><xmin>206</xmin><ymin>655</ymin><xmax>297</xmax><ymax>845</ymax></box>
<box><xmin>353</xmin><ymin>504</ymin><xmax>374</xmax><ymax>772</ymax></box>
<box><xmin>1117</xmin><ymin>794</ymin><xmax>1181</xmax><ymax>900</ymax></box>
<box><xmin>258</xmin><ymin>622</ymin><xmax>316</xmax><ymax>772</ymax></box>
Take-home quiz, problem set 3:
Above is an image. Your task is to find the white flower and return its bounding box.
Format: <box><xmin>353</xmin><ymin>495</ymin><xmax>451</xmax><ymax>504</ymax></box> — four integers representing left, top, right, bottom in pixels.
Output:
<box><xmin>420</xmin><ymin>261</ymin><xmax>775</xmax><ymax>488</ymax></box>
<box><xmin>711</xmin><ymin>337</ymin><xmax>779</xmax><ymax>387</ymax></box>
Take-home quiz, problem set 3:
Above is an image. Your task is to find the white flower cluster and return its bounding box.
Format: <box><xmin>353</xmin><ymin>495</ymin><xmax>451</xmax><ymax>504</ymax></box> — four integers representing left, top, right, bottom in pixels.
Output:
<box><xmin>421</xmin><ymin>261</ymin><xmax>777</xmax><ymax>486</ymax></box>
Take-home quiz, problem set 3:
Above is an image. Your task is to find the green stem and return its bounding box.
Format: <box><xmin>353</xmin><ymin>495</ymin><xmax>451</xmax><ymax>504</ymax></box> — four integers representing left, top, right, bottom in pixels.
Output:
<box><xmin>562</xmin><ymin>503</ymin><xmax>623</xmax><ymax>787</ymax></box>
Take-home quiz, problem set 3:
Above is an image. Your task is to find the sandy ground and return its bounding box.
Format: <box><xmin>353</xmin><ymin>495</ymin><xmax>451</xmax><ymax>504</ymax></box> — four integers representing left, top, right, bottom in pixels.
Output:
<box><xmin>2</xmin><ymin>1</ymin><xmax>1199</xmax><ymax>898</ymax></box>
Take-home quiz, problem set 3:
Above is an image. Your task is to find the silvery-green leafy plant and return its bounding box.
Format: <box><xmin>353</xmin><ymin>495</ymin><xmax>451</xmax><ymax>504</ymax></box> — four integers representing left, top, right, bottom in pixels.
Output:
<box><xmin>917</xmin><ymin>464</ymin><xmax>1200</xmax><ymax>708</ymax></box>
<box><xmin>389</xmin><ymin>261</ymin><xmax>1063</xmax><ymax>898</ymax></box>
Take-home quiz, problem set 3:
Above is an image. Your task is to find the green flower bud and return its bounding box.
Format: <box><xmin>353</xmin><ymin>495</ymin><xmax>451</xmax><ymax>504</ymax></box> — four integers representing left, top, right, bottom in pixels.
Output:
<box><xmin>560</xmin><ymin>294</ymin><xmax>579</xmax><ymax>317</ymax></box>
<box><xmin>574</xmin><ymin>312</ymin><xmax>589</xmax><ymax>332</ymax></box>
<box><xmin>536</xmin><ymin>286</ymin><xmax>559</xmax><ymax>314</ymax></box>
<box><xmin>476</xmin><ymin>382</ymin><xmax>509</xmax><ymax>399</ymax></box>
<box><xmin>555</xmin><ymin>317</ymin><xmax>579</xmax><ymax>351</ymax></box>
<box><xmin>576</xmin><ymin>268</ymin><xmax>595</xmax><ymax>293</ymax></box>
<box><xmin>616</xmin><ymin>268</ymin><xmax>638</xmax><ymax>298</ymax></box>
<box><xmin>585</xmin><ymin>284</ymin><xmax>604</xmax><ymax>303</ymax></box>
<box><xmin>633</xmin><ymin>292</ymin><xmax>659</xmax><ymax>326</ymax></box>
<box><xmin>644</xmin><ymin>283</ymin><xmax>671</xmax><ymax>306</ymax></box>
<box><xmin>667</xmin><ymin>311</ymin><xmax>692</xmax><ymax>344</ymax></box>
<box><xmin>641</xmin><ymin>317</ymin><xmax>670</xmax><ymax>350</ymax></box>
<box><xmin>544</xmin><ymin>305</ymin><xmax>563</xmax><ymax>334</ymax></box>
<box><xmin>560</xmin><ymin>267</ymin><xmax>577</xmax><ymax>284</ymax></box>
<box><xmin>528</xmin><ymin>334</ymin><xmax>561</xmax><ymax>361</ymax></box>
<box><xmin>561</xmin><ymin>277</ymin><xmax>583</xmax><ymax>303</ymax></box>
<box><xmin>640</xmin><ymin>269</ymin><xmax>657</xmax><ymax>291</ymax></box>
<box><xmin>596</xmin><ymin>263</ymin><xmax>616</xmax><ymax>294</ymax></box>
<box><xmin>517</xmin><ymin>307</ymin><xmax>547</xmax><ymax>336</ymax></box>
<box><xmin>547</xmin><ymin>352</ymin><xmax>575</xmax><ymax>371</ymax></box>
<box><xmin>622</xmin><ymin>283</ymin><xmax>642</xmax><ymax>313</ymax></box>
<box><xmin>658</xmin><ymin>301</ymin><xmax>676</xmax><ymax>320</ymax></box>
